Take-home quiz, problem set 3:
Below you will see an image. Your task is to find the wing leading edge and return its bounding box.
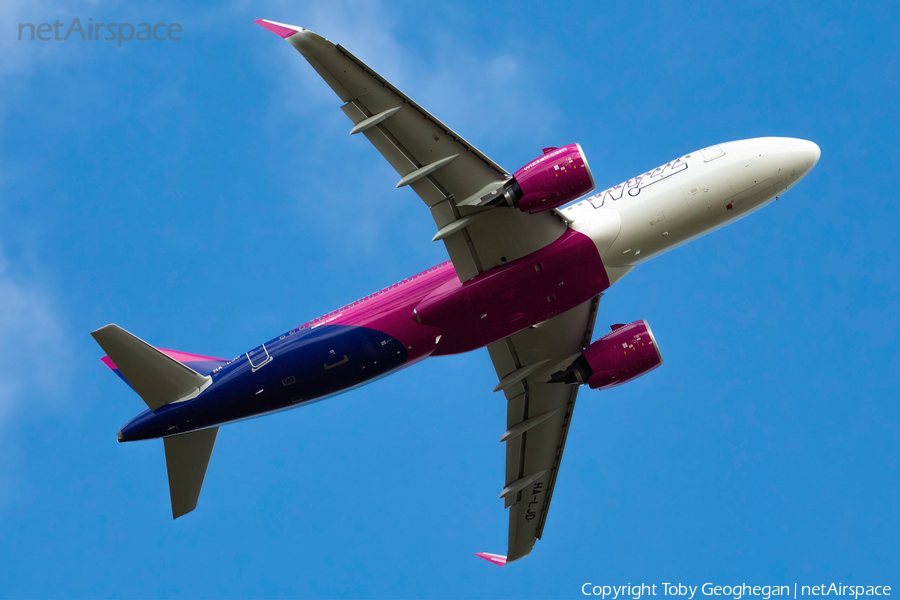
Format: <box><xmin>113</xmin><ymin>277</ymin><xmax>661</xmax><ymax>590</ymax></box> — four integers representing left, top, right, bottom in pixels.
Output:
<box><xmin>255</xmin><ymin>19</ymin><xmax>568</xmax><ymax>282</ymax></box>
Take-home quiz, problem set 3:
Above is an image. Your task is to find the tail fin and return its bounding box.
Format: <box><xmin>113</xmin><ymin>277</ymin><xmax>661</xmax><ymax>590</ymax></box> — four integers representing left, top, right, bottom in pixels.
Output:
<box><xmin>103</xmin><ymin>347</ymin><xmax>228</xmax><ymax>379</ymax></box>
<box><xmin>93</xmin><ymin>324</ymin><xmax>224</xmax><ymax>518</ymax></box>
<box><xmin>165</xmin><ymin>427</ymin><xmax>219</xmax><ymax>518</ymax></box>
<box><xmin>91</xmin><ymin>324</ymin><xmax>213</xmax><ymax>411</ymax></box>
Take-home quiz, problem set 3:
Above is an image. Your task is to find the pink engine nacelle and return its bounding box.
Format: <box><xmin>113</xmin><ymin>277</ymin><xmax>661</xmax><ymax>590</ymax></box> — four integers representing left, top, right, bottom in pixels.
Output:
<box><xmin>507</xmin><ymin>143</ymin><xmax>596</xmax><ymax>213</ymax></box>
<box><xmin>551</xmin><ymin>320</ymin><xmax>663</xmax><ymax>390</ymax></box>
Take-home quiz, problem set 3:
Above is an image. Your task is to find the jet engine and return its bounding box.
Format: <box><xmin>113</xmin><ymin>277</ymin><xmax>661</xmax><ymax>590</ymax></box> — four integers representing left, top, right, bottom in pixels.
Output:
<box><xmin>551</xmin><ymin>320</ymin><xmax>663</xmax><ymax>390</ymax></box>
<box><xmin>482</xmin><ymin>143</ymin><xmax>595</xmax><ymax>213</ymax></box>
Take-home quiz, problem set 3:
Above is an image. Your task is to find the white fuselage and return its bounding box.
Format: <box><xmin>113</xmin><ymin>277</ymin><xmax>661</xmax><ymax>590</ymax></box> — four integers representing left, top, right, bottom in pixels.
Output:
<box><xmin>566</xmin><ymin>137</ymin><xmax>820</xmax><ymax>285</ymax></box>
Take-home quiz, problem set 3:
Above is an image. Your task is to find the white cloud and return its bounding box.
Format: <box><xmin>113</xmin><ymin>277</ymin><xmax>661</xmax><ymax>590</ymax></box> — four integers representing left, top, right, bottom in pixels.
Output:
<box><xmin>0</xmin><ymin>0</ymin><xmax>102</xmax><ymax>141</ymax></box>
<box><xmin>244</xmin><ymin>0</ymin><xmax>562</xmax><ymax>253</ymax></box>
<box><xmin>0</xmin><ymin>0</ymin><xmax>81</xmax><ymax>425</ymax></box>
<box><xmin>0</xmin><ymin>0</ymin><xmax>69</xmax><ymax>76</ymax></box>
<box><xmin>248</xmin><ymin>0</ymin><xmax>559</xmax><ymax>140</ymax></box>
<box><xmin>0</xmin><ymin>249</ymin><xmax>70</xmax><ymax>426</ymax></box>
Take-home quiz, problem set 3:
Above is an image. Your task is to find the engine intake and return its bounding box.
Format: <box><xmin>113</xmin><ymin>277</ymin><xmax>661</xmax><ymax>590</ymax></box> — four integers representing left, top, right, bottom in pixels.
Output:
<box><xmin>482</xmin><ymin>144</ymin><xmax>595</xmax><ymax>213</ymax></box>
<box><xmin>552</xmin><ymin>320</ymin><xmax>663</xmax><ymax>389</ymax></box>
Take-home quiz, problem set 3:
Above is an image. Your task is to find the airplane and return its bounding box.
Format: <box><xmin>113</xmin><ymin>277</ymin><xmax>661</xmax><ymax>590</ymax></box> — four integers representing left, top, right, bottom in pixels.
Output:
<box><xmin>91</xmin><ymin>19</ymin><xmax>820</xmax><ymax>566</ymax></box>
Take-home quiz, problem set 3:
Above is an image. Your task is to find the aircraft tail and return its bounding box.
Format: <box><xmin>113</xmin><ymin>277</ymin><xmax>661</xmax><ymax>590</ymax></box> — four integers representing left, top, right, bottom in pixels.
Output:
<box><xmin>92</xmin><ymin>324</ymin><xmax>226</xmax><ymax>518</ymax></box>
<box><xmin>91</xmin><ymin>324</ymin><xmax>220</xmax><ymax>411</ymax></box>
<box><xmin>164</xmin><ymin>427</ymin><xmax>219</xmax><ymax>518</ymax></box>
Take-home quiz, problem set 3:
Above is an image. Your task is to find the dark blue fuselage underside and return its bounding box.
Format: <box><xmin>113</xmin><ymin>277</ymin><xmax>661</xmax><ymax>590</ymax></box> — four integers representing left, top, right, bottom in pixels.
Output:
<box><xmin>119</xmin><ymin>325</ymin><xmax>408</xmax><ymax>441</ymax></box>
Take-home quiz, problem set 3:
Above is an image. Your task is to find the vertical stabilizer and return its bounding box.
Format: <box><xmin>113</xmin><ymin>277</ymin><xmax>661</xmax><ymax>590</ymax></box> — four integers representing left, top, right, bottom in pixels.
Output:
<box><xmin>164</xmin><ymin>428</ymin><xmax>219</xmax><ymax>518</ymax></box>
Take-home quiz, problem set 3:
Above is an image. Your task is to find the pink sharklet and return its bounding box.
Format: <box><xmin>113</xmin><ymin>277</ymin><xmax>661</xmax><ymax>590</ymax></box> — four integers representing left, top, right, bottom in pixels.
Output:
<box><xmin>254</xmin><ymin>19</ymin><xmax>301</xmax><ymax>39</ymax></box>
<box><xmin>475</xmin><ymin>552</ymin><xmax>507</xmax><ymax>566</ymax></box>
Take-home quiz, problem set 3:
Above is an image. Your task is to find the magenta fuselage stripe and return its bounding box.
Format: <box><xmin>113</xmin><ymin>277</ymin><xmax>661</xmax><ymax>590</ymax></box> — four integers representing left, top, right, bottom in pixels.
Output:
<box><xmin>291</xmin><ymin>262</ymin><xmax>456</xmax><ymax>361</ymax></box>
<box><xmin>299</xmin><ymin>228</ymin><xmax>608</xmax><ymax>358</ymax></box>
<box><xmin>416</xmin><ymin>228</ymin><xmax>609</xmax><ymax>354</ymax></box>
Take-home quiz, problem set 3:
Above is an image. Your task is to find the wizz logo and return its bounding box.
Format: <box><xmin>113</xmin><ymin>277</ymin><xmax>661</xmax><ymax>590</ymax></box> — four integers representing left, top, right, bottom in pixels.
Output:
<box><xmin>590</xmin><ymin>158</ymin><xmax>688</xmax><ymax>209</ymax></box>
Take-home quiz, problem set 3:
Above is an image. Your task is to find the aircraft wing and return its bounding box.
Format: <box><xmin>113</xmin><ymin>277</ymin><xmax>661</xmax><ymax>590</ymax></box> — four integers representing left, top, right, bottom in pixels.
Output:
<box><xmin>486</xmin><ymin>295</ymin><xmax>601</xmax><ymax>563</ymax></box>
<box><xmin>256</xmin><ymin>20</ymin><xmax>567</xmax><ymax>282</ymax></box>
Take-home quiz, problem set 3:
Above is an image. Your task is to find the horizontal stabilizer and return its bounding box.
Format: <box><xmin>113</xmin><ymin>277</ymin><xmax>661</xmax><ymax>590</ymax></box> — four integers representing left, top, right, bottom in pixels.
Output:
<box><xmin>164</xmin><ymin>427</ymin><xmax>219</xmax><ymax>519</ymax></box>
<box><xmin>475</xmin><ymin>552</ymin><xmax>507</xmax><ymax>566</ymax></box>
<box><xmin>91</xmin><ymin>324</ymin><xmax>212</xmax><ymax>411</ymax></box>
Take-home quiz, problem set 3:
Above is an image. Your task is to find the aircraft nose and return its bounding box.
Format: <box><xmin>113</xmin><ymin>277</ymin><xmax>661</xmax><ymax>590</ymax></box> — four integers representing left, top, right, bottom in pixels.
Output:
<box><xmin>775</xmin><ymin>138</ymin><xmax>820</xmax><ymax>184</ymax></box>
<box><xmin>798</xmin><ymin>139</ymin><xmax>821</xmax><ymax>171</ymax></box>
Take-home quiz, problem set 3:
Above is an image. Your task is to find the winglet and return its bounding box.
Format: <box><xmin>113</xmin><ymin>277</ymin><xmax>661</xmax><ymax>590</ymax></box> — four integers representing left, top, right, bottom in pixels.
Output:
<box><xmin>475</xmin><ymin>552</ymin><xmax>507</xmax><ymax>567</ymax></box>
<box><xmin>254</xmin><ymin>19</ymin><xmax>302</xmax><ymax>39</ymax></box>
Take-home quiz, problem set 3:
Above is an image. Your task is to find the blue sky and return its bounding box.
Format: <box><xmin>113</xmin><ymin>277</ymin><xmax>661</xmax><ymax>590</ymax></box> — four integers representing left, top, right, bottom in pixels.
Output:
<box><xmin>1</xmin><ymin>0</ymin><xmax>897</xmax><ymax>598</ymax></box>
